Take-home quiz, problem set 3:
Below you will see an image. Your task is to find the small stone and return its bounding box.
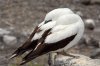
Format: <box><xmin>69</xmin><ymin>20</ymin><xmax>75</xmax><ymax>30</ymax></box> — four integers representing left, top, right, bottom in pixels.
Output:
<box><xmin>76</xmin><ymin>11</ymin><xmax>83</xmax><ymax>17</ymax></box>
<box><xmin>0</xmin><ymin>28</ymin><xmax>10</xmax><ymax>36</ymax></box>
<box><xmin>3</xmin><ymin>35</ymin><xmax>17</xmax><ymax>46</ymax></box>
<box><xmin>84</xmin><ymin>19</ymin><xmax>95</xmax><ymax>30</ymax></box>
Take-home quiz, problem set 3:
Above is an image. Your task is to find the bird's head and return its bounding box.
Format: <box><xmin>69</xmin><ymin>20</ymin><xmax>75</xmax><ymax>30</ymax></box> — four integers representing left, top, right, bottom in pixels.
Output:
<box><xmin>38</xmin><ymin>8</ymin><xmax>74</xmax><ymax>28</ymax></box>
<box><xmin>44</xmin><ymin>8</ymin><xmax>74</xmax><ymax>23</ymax></box>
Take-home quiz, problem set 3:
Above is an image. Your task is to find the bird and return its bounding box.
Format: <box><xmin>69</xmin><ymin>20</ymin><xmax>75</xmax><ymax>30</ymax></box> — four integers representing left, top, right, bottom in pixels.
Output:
<box><xmin>9</xmin><ymin>8</ymin><xmax>84</xmax><ymax>65</ymax></box>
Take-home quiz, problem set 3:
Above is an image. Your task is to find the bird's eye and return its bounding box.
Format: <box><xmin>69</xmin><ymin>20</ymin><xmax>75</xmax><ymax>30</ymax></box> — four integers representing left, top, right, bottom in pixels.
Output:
<box><xmin>45</xmin><ymin>20</ymin><xmax>52</xmax><ymax>24</ymax></box>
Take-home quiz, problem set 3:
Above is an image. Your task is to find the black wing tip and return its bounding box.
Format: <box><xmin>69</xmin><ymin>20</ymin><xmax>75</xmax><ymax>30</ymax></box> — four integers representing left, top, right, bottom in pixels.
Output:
<box><xmin>20</xmin><ymin>60</ymin><xmax>28</xmax><ymax>65</ymax></box>
<box><xmin>20</xmin><ymin>61</ymin><xmax>25</xmax><ymax>65</ymax></box>
<box><xmin>9</xmin><ymin>54</ymin><xmax>17</xmax><ymax>60</ymax></box>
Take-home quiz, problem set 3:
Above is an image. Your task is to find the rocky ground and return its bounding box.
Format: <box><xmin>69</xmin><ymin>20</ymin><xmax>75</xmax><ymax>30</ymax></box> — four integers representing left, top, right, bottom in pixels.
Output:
<box><xmin>54</xmin><ymin>54</ymin><xmax>100</xmax><ymax>66</ymax></box>
<box><xmin>0</xmin><ymin>0</ymin><xmax>100</xmax><ymax>66</ymax></box>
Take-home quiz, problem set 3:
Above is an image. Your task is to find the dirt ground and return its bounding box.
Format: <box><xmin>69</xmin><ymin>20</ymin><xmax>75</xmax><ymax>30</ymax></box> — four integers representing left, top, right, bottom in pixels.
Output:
<box><xmin>0</xmin><ymin>0</ymin><xmax>100</xmax><ymax>66</ymax></box>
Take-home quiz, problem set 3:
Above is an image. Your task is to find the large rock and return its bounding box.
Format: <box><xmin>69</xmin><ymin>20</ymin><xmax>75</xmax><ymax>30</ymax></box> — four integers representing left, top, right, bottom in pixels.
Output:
<box><xmin>53</xmin><ymin>54</ymin><xmax>100</xmax><ymax>66</ymax></box>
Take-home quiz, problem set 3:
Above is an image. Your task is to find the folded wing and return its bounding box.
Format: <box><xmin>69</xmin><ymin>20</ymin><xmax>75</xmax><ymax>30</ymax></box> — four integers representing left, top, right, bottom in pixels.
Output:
<box><xmin>20</xmin><ymin>24</ymin><xmax>78</xmax><ymax>65</ymax></box>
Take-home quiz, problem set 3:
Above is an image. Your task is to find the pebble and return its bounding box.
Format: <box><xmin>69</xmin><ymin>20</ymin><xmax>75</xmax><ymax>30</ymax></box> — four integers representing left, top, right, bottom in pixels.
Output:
<box><xmin>84</xmin><ymin>19</ymin><xmax>95</xmax><ymax>30</ymax></box>
<box><xmin>3</xmin><ymin>35</ymin><xmax>17</xmax><ymax>46</ymax></box>
<box><xmin>76</xmin><ymin>11</ymin><xmax>83</xmax><ymax>17</ymax></box>
<box><xmin>0</xmin><ymin>28</ymin><xmax>10</xmax><ymax>36</ymax></box>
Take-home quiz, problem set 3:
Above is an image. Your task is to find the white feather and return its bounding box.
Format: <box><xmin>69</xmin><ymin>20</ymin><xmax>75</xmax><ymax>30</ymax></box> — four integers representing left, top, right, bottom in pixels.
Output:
<box><xmin>32</xmin><ymin>21</ymin><xmax>56</xmax><ymax>40</ymax></box>
<box><xmin>51</xmin><ymin>25</ymin><xmax>68</xmax><ymax>33</ymax></box>
<box><xmin>45</xmin><ymin>23</ymin><xmax>79</xmax><ymax>43</ymax></box>
<box><xmin>40</xmin><ymin>21</ymin><xmax>56</xmax><ymax>30</ymax></box>
<box><xmin>32</xmin><ymin>30</ymin><xmax>44</xmax><ymax>40</ymax></box>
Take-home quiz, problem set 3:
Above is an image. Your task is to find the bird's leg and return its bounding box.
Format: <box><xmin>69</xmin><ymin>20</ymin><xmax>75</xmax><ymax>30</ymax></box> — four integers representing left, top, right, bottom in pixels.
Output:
<box><xmin>56</xmin><ymin>50</ymin><xmax>79</xmax><ymax>58</ymax></box>
<box><xmin>48</xmin><ymin>52</ymin><xmax>57</xmax><ymax>66</ymax></box>
<box><xmin>48</xmin><ymin>53</ymin><xmax>53</xmax><ymax>66</ymax></box>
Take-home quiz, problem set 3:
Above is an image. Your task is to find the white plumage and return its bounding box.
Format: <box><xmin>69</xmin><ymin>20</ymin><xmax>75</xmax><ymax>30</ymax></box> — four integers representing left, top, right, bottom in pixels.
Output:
<box><xmin>32</xmin><ymin>8</ymin><xmax>75</xmax><ymax>40</ymax></box>
<box><xmin>33</xmin><ymin>9</ymin><xmax>84</xmax><ymax>50</ymax></box>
